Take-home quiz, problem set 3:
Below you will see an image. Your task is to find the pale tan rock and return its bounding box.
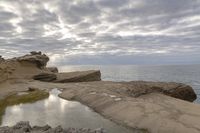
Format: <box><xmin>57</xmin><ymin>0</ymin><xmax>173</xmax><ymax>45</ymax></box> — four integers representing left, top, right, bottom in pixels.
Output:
<box><xmin>58</xmin><ymin>81</ymin><xmax>200</xmax><ymax>133</ymax></box>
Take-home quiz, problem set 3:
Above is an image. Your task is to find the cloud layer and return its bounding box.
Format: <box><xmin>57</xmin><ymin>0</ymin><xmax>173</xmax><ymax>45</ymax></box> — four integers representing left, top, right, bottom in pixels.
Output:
<box><xmin>0</xmin><ymin>0</ymin><xmax>200</xmax><ymax>65</ymax></box>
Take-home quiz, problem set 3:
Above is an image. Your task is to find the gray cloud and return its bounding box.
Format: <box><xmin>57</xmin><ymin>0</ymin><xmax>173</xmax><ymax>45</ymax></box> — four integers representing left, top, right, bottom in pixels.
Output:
<box><xmin>0</xmin><ymin>0</ymin><xmax>200</xmax><ymax>65</ymax></box>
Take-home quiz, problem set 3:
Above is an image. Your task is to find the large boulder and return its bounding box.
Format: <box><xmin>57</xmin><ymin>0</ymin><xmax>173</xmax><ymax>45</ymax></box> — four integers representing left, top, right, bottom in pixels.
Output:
<box><xmin>54</xmin><ymin>70</ymin><xmax>101</xmax><ymax>83</ymax></box>
<box><xmin>125</xmin><ymin>81</ymin><xmax>197</xmax><ymax>102</ymax></box>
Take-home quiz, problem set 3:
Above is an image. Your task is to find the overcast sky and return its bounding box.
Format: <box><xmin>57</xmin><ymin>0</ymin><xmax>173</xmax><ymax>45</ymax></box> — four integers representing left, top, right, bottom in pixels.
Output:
<box><xmin>0</xmin><ymin>0</ymin><xmax>200</xmax><ymax>65</ymax></box>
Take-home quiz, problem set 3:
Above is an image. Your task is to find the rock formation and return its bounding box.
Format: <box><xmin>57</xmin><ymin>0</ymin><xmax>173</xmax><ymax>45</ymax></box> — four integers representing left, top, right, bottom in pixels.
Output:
<box><xmin>125</xmin><ymin>81</ymin><xmax>197</xmax><ymax>102</ymax></box>
<box><xmin>0</xmin><ymin>121</ymin><xmax>105</xmax><ymax>133</ymax></box>
<box><xmin>0</xmin><ymin>51</ymin><xmax>101</xmax><ymax>83</ymax></box>
<box><xmin>0</xmin><ymin>52</ymin><xmax>200</xmax><ymax>133</ymax></box>
<box><xmin>17</xmin><ymin>51</ymin><xmax>49</xmax><ymax>69</ymax></box>
<box><xmin>59</xmin><ymin>81</ymin><xmax>200</xmax><ymax>133</ymax></box>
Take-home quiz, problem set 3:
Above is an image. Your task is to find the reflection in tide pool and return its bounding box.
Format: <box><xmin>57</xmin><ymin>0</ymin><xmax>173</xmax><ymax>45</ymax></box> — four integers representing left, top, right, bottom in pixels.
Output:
<box><xmin>1</xmin><ymin>89</ymin><xmax>133</xmax><ymax>133</ymax></box>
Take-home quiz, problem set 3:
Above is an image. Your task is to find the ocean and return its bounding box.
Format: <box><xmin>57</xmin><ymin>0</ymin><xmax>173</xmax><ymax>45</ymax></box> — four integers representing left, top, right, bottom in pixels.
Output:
<box><xmin>59</xmin><ymin>64</ymin><xmax>200</xmax><ymax>103</ymax></box>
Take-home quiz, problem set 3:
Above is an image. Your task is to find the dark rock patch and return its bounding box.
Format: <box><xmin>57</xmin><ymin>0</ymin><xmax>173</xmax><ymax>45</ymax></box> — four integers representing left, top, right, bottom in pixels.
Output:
<box><xmin>33</xmin><ymin>73</ymin><xmax>57</xmax><ymax>82</ymax></box>
<box><xmin>0</xmin><ymin>121</ymin><xmax>106</xmax><ymax>133</ymax></box>
<box><xmin>125</xmin><ymin>81</ymin><xmax>197</xmax><ymax>102</ymax></box>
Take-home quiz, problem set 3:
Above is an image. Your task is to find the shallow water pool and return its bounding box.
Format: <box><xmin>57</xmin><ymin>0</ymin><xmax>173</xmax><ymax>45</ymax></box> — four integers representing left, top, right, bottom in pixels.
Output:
<box><xmin>1</xmin><ymin>89</ymin><xmax>134</xmax><ymax>133</ymax></box>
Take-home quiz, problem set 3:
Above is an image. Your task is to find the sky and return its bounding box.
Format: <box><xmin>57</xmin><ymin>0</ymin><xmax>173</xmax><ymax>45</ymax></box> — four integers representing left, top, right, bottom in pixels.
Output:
<box><xmin>0</xmin><ymin>0</ymin><xmax>200</xmax><ymax>65</ymax></box>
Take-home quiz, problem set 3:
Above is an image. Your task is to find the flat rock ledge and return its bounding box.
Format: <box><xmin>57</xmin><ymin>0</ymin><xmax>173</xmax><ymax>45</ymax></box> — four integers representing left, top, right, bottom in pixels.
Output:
<box><xmin>0</xmin><ymin>121</ymin><xmax>106</xmax><ymax>133</ymax></box>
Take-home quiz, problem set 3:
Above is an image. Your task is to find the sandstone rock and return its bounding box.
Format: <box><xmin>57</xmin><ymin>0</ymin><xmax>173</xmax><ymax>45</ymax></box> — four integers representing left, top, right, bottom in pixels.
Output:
<box><xmin>125</xmin><ymin>81</ymin><xmax>197</xmax><ymax>102</ymax></box>
<box><xmin>17</xmin><ymin>52</ymin><xmax>49</xmax><ymax>69</ymax></box>
<box><xmin>59</xmin><ymin>81</ymin><xmax>199</xmax><ymax>133</ymax></box>
<box><xmin>0</xmin><ymin>52</ymin><xmax>50</xmax><ymax>82</ymax></box>
<box><xmin>0</xmin><ymin>52</ymin><xmax>101</xmax><ymax>83</ymax></box>
<box><xmin>47</xmin><ymin>67</ymin><xmax>58</xmax><ymax>73</ymax></box>
<box><xmin>33</xmin><ymin>73</ymin><xmax>57</xmax><ymax>82</ymax></box>
<box><xmin>55</xmin><ymin>70</ymin><xmax>101</xmax><ymax>83</ymax></box>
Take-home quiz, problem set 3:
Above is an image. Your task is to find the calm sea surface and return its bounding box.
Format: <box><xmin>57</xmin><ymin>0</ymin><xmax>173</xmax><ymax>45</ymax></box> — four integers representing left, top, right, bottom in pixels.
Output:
<box><xmin>59</xmin><ymin>64</ymin><xmax>200</xmax><ymax>103</ymax></box>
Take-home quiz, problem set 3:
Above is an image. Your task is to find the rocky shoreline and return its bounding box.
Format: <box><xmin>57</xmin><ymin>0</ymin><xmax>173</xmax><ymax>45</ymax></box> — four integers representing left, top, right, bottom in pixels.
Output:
<box><xmin>0</xmin><ymin>52</ymin><xmax>200</xmax><ymax>133</ymax></box>
<box><xmin>0</xmin><ymin>121</ymin><xmax>105</xmax><ymax>133</ymax></box>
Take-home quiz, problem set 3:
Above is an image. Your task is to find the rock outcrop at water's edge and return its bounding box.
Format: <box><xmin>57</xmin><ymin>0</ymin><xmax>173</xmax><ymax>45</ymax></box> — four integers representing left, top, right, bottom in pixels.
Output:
<box><xmin>17</xmin><ymin>51</ymin><xmax>49</xmax><ymax>69</ymax></box>
<box><xmin>0</xmin><ymin>51</ymin><xmax>101</xmax><ymax>83</ymax></box>
<box><xmin>1</xmin><ymin>52</ymin><xmax>200</xmax><ymax>133</ymax></box>
<box><xmin>125</xmin><ymin>81</ymin><xmax>197</xmax><ymax>102</ymax></box>
<box><xmin>0</xmin><ymin>121</ymin><xmax>106</xmax><ymax>133</ymax></box>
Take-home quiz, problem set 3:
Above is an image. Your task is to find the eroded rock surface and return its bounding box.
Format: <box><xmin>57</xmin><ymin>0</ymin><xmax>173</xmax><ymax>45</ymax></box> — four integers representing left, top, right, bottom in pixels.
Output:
<box><xmin>17</xmin><ymin>51</ymin><xmax>49</xmax><ymax>69</ymax></box>
<box><xmin>0</xmin><ymin>121</ymin><xmax>106</xmax><ymax>133</ymax></box>
<box><xmin>58</xmin><ymin>81</ymin><xmax>200</xmax><ymax>133</ymax></box>
<box><xmin>124</xmin><ymin>81</ymin><xmax>197</xmax><ymax>102</ymax></box>
<box><xmin>0</xmin><ymin>52</ymin><xmax>50</xmax><ymax>83</ymax></box>
<box><xmin>0</xmin><ymin>52</ymin><xmax>101</xmax><ymax>83</ymax></box>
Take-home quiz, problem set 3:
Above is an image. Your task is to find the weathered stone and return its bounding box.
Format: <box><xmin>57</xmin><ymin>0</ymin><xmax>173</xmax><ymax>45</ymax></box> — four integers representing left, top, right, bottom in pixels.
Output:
<box><xmin>0</xmin><ymin>121</ymin><xmax>106</xmax><ymax>133</ymax></box>
<box><xmin>33</xmin><ymin>73</ymin><xmax>57</xmax><ymax>82</ymax></box>
<box><xmin>13</xmin><ymin>121</ymin><xmax>31</xmax><ymax>132</ymax></box>
<box><xmin>125</xmin><ymin>81</ymin><xmax>197</xmax><ymax>102</ymax></box>
<box><xmin>59</xmin><ymin>81</ymin><xmax>199</xmax><ymax>133</ymax></box>
<box><xmin>55</xmin><ymin>70</ymin><xmax>101</xmax><ymax>83</ymax></box>
<box><xmin>17</xmin><ymin>52</ymin><xmax>49</xmax><ymax>69</ymax></box>
<box><xmin>0</xmin><ymin>52</ymin><xmax>51</xmax><ymax>82</ymax></box>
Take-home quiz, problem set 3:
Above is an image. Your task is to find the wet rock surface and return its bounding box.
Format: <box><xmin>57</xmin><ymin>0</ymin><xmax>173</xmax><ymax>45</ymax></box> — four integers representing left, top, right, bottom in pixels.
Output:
<box><xmin>0</xmin><ymin>121</ymin><xmax>106</xmax><ymax>133</ymax></box>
